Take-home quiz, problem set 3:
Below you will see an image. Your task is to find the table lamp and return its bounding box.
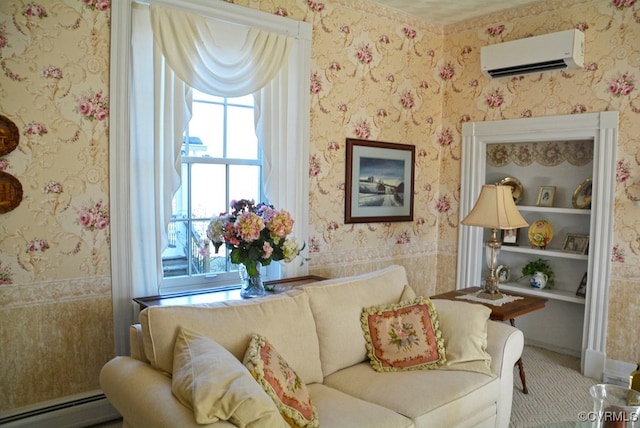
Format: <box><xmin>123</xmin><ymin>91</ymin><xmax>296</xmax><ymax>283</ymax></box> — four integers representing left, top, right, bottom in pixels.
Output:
<box><xmin>462</xmin><ymin>184</ymin><xmax>528</xmax><ymax>300</ymax></box>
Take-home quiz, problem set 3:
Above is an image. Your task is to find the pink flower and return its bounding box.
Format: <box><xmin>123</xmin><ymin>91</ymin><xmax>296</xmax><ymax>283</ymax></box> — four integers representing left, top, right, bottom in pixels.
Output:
<box><xmin>268</xmin><ymin>210</ymin><xmax>294</xmax><ymax>238</ymax></box>
<box><xmin>436</xmin><ymin>194</ymin><xmax>451</xmax><ymax>213</ymax></box>
<box><xmin>400</xmin><ymin>90</ymin><xmax>415</xmax><ymax>110</ymax></box>
<box><xmin>439</xmin><ymin>62</ymin><xmax>455</xmax><ymax>80</ymax></box>
<box><xmin>262</xmin><ymin>242</ymin><xmax>273</xmax><ymax>259</ymax></box>
<box><xmin>616</xmin><ymin>160</ymin><xmax>630</xmax><ymax>183</ymax></box>
<box><xmin>235</xmin><ymin>212</ymin><xmax>264</xmax><ymax>242</ymax></box>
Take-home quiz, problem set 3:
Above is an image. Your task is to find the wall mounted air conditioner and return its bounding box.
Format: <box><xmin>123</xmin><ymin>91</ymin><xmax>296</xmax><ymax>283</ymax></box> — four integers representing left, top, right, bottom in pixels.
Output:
<box><xmin>481</xmin><ymin>29</ymin><xmax>584</xmax><ymax>78</ymax></box>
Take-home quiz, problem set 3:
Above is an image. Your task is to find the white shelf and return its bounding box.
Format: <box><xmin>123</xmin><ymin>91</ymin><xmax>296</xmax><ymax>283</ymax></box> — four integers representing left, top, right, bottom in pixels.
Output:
<box><xmin>500</xmin><ymin>282</ymin><xmax>586</xmax><ymax>304</ymax></box>
<box><xmin>501</xmin><ymin>246</ymin><xmax>588</xmax><ymax>260</ymax></box>
<box><xmin>516</xmin><ymin>205</ymin><xmax>591</xmax><ymax>215</ymax></box>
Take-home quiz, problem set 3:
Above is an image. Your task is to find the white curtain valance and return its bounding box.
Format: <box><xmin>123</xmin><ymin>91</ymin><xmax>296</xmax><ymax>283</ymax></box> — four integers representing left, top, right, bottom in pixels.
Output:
<box><xmin>149</xmin><ymin>5</ymin><xmax>292</xmax><ymax>97</ymax></box>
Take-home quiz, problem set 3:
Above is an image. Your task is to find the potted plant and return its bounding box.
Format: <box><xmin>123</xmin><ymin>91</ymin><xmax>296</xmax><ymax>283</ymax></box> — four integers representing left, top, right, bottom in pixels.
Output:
<box><xmin>520</xmin><ymin>258</ymin><xmax>554</xmax><ymax>289</ymax></box>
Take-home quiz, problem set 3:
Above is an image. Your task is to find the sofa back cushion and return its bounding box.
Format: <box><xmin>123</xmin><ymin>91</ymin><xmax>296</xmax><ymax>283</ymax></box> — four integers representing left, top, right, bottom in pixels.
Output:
<box><xmin>301</xmin><ymin>265</ymin><xmax>411</xmax><ymax>377</ymax></box>
<box><xmin>140</xmin><ymin>292</ymin><xmax>323</xmax><ymax>384</ymax></box>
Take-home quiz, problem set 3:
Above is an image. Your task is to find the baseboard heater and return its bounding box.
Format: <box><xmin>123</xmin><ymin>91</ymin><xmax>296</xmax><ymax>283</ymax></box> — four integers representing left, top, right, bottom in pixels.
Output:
<box><xmin>0</xmin><ymin>391</ymin><xmax>120</xmax><ymax>428</ymax></box>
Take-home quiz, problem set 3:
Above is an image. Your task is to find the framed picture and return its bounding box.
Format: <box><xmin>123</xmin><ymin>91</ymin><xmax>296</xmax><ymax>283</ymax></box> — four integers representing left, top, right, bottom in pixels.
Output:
<box><xmin>576</xmin><ymin>272</ymin><xmax>587</xmax><ymax>297</ymax></box>
<box><xmin>495</xmin><ymin>265</ymin><xmax>511</xmax><ymax>283</ymax></box>
<box><xmin>562</xmin><ymin>233</ymin><xmax>589</xmax><ymax>254</ymax></box>
<box><xmin>500</xmin><ymin>228</ymin><xmax>520</xmax><ymax>246</ymax></box>
<box><xmin>536</xmin><ymin>186</ymin><xmax>556</xmax><ymax>207</ymax></box>
<box><xmin>345</xmin><ymin>138</ymin><xmax>415</xmax><ymax>223</ymax></box>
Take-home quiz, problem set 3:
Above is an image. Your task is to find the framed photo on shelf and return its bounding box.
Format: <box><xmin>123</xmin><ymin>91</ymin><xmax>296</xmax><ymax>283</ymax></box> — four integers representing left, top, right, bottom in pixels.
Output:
<box><xmin>536</xmin><ymin>186</ymin><xmax>556</xmax><ymax>207</ymax></box>
<box><xmin>344</xmin><ymin>138</ymin><xmax>415</xmax><ymax>224</ymax></box>
<box><xmin>562</xmin><ymin>233</ymin><xmax>589</xmax><ymax>254</ymax></box>
<box><xmin>500</xmin><ymin>228</ymin><xmax>520</xmax><ymax>246</ymax></box>
<box><xmin>576</xmin><ymin>272</ymin><xmax>587</xmax><ymax>297</ymax></box>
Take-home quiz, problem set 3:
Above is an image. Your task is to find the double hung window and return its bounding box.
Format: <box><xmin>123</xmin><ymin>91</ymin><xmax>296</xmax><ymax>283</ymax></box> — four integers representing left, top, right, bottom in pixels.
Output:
<box><xmin>161</xmin><ymin>92</ymin><xmax>263</xmax><ymax>292</ymax></box>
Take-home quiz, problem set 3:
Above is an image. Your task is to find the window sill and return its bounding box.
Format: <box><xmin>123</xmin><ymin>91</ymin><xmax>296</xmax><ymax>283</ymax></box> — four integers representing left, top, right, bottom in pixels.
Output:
<box><xmin>133</xmin><ymin>275</ymin><xmax>326</xmax><ymax>311</ymax></box>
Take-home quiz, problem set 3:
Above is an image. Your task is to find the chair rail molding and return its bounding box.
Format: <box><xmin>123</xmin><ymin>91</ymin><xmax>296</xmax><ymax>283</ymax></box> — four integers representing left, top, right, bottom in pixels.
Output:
<box><xmin>457</xmin><ymin>111</ymin><xmax>618</xmax><ymax>380</ymax></box>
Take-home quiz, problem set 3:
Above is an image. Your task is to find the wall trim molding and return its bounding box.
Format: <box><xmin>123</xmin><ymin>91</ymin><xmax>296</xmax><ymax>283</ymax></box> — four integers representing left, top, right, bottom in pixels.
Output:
<box><xmin>0</xmin><ymin>392</ymin><xmax>119</xmax><ymax>428</ymax></box>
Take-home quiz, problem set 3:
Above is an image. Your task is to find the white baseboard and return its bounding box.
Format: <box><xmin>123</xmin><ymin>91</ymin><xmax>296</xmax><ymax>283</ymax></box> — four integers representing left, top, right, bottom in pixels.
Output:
<box><xmin>604</xmin><ymin>358</ymin><xmax>636</xmax><ymax>387</ymax></box>
<box><xmin>0</xmin><ymin>391</ymin><xmax>120</xmax><ymax>428</ymax></box>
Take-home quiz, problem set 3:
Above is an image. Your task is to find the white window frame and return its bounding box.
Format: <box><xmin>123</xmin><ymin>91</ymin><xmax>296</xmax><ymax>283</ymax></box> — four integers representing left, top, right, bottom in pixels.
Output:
<box><xmin>109</xmin><ymin>0</ymin><xmax>311</xmax><ymax>355</ymax></box>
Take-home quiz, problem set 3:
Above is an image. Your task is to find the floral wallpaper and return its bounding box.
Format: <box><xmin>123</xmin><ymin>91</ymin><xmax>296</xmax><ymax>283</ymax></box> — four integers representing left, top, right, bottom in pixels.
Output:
<box><xmin>0</xmin><ymin>0</ymin><xmax>113</xmax><ymax>411</ymax></box>
<box><xmin>0</xmin><ymin>0</ymin><xmax>638</xmax><ymax>414</ymax></box>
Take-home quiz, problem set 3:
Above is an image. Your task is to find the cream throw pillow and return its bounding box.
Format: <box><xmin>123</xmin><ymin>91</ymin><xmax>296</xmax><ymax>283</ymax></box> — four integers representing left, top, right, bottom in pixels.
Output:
<box><xmin>432</xmin><ymin>299</ymin><xmax>494</xmax><ymax>376</ymax></box>
<box><xmin>171</xmin><ymin>327</ymin><xmax>287</xmax><ymax>427</ymax></box>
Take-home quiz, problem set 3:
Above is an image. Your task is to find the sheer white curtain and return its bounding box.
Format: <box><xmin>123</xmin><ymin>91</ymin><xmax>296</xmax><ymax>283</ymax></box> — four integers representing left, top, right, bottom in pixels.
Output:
<box><xmin>129</xmin><ymin>3</ymin><xmax>310</xmax><ymax>298</ymax></box>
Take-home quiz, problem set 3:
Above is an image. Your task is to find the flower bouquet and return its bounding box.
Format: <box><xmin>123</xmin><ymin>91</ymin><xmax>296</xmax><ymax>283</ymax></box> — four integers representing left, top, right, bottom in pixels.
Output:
<box><xmin>206</xmin><ymin>199</ymin><xmax>304</xmax><ymax>297</ymax></box>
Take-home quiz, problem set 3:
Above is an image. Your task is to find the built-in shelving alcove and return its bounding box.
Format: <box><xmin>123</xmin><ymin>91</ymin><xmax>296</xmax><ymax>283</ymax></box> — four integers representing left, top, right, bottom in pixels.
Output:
<box><xmin>457</xmin><ymin>112</ymin><xmax>618</xmax><ymax>380</ymax></box>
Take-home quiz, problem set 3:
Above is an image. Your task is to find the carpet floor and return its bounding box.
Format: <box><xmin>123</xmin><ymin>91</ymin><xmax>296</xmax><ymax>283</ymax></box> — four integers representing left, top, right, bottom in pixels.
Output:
<box><xmin>510</xmin><ymin>346</ymin><xmax>600</xmax><ymax>427</ymax></box>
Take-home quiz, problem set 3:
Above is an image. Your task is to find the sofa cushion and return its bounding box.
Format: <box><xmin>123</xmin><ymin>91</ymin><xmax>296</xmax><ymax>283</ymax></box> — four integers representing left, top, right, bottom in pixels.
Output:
<box><xmin>171</xmin><ymin>327</ymin><xmax>287</xmax><ymax>427</ymax></box>
<box><xmin>306</xmin><ymin>383</ymin><xmax>414</xmax><ymax>428</ymax></box>
<box><xmin>302</xmin><ymin>265</ymin><xmax>411</xmax><ymax>377</ymax></box>
<box><xmin>244</xmin><ymin>334</ymin><xmax>319</xmax><ymax>428</ymax></box>
<box><xmin>324</xmin><ymin>361</ymin><xmax>499</xmax><ymax>428</ymax></box>
<box><xmin>140</xmin><ymin>292</ymin><xmax>323</xmax><ymax>384</ymax></box>
<box><xmin>361</xmin><ymin>297</ymin><xmax>445</xmax><ymax>372</ymax></box>
<box><xmin>432</xmin><ymin>299</ymin><xmax>494</xmax><ymax>376</ymax></box>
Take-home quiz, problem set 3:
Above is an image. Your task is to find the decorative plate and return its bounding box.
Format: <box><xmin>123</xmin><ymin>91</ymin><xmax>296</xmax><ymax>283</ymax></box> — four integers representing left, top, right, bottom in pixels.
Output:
<box><xmin>0</xmin><ymin>115</ymin><xmax>20</xmax><ymax>156</ymax></box>
<box><xmin>495</xmin><ymin>265</ymin><xmax>511</xmax><ymax>283</ymax></box>
<box><xmin>499</xmin><ymin>176</ymin><xmax>523</xmax><ymax>204</ymax></box>
<box><xmin>572</xmin><ymin>177</ymin><xmax>592</xmax><ymax>209</ymax></box>
<box><xmin>528</xmin><ymin>219</ymin><xmax>554</xmax><ymax>249</ymax></box>
<box><xmin>0</xmin><ymin>171</ymin><xmax>23</xmax><ymax>213</ymax></box>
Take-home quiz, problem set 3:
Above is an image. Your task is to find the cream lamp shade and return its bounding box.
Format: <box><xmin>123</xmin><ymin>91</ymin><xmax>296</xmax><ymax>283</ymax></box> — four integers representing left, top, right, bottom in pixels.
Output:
<box><xmin>462</xmin><ymin>184</ymin><xmax>528</xmax><ymax>229</ymax></box>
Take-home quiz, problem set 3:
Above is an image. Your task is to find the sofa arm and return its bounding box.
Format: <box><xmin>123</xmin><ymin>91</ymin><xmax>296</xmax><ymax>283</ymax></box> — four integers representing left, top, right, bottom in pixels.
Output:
<box><xmin>100</xmin><ymin>356</ymin><xmax>235</xmax><ymax>428</ymax></box>
<box><xmin>485</xmin><ymin>320</ymin><xmax>524</xmax><ymax>428</ymax></box>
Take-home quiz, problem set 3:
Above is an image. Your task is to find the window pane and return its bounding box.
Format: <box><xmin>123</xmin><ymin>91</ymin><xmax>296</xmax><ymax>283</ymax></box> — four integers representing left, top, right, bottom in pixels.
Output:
<box><xmin>191</xmin><ymin>164</ymin><xmax>226</xmax><ymax>219</ymax></box>
<box><xmin>189</xmin><ymin>102</ymin><xmax>223</xmax><ymax>157</ymax></box>
<box><xmin>229</xmin><ymin>94</ymin><xmax>253</xmax><ymax>106</ymax></box>
<box><xmin>227</xmin><ymin>105</ymin><xmax>258</xmax><ymax>159</ymax></box>
<box><xmin>171</xmin><ymin>164</ymin><xmax>189</xmax><ymax>219</ymax></box>
<box><xmin>162</xmin><ymin>220</ymin><xmax>188</xmax><ymax>278</ymax></box>
<box><xmin>229</xmin><ymin>165</ymin><xmax>260</xmax><ymax>202</ymax></box>
<box><xmin>193</xmin><ymin>90</ymin><xmax>224</xmax><ymax>103</ymax></box>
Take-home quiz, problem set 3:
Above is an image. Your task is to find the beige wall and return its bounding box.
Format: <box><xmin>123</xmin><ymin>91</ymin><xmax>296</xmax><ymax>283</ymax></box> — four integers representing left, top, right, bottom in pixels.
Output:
<box><xmin>0</xmin><ymin>0</ymin><xmax>638</xmax><ymax>413</ymax></box>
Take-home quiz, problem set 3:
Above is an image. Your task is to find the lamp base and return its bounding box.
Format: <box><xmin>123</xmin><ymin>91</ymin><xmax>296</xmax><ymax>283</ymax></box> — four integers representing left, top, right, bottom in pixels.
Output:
<box><xmin>476</xmin><ymin>290</ymin><xmax>504</xmax><ymax>300</ymax></box>
<box><xmin>479</xmin><ymin>275</ymin><xmax>503</xmax><ymax>300</ymax></box>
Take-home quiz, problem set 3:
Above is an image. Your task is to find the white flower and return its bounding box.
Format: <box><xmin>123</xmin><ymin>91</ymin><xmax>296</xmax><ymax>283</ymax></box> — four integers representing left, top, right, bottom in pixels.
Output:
<box><xmin>282</xmin><ymin>238</ymin><xmax>301</xmax><ymax>262</ymax></box>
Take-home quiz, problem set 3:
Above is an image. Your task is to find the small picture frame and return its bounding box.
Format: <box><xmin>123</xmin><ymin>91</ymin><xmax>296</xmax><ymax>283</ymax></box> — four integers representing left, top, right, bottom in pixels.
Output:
<box><xmin>501</xmin><ymin>228</ymin><xmax>520</xmax><ymax>246</ymax></box>
<box><xmin>536</xmin><ymin>186</ymin><xmax>556</xmax><ymax>207</ymax></box>
<box><xmin>496</xmin><ymin>265</ymin><xmax>511</xmax><ymax>283</ymax></box>
<box><xmin>562</xmin><ymin>233</ymin><xmax>589</xmax><ymax>254</ymax></box>
<box><xmin>576</xmin><ymin>272</ymin><xmax>587</xmax><ymax>297</ymax></box>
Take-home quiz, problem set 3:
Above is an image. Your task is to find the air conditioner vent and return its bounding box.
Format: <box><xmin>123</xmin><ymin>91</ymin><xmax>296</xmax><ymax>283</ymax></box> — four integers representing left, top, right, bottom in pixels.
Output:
<box><xmin>481</xmin><ymin>29</ymin><xmax>584</xmax><ymax>79</ymax></box>
<box><xmin>486</xmin><ymin>59</ymin><xmax>569</xmax><ymax>78</ymax></box>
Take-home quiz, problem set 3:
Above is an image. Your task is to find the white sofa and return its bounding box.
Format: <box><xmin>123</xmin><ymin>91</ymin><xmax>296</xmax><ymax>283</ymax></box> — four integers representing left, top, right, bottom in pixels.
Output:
<box><xmin>100</xmin><ymin>265</ymin><xmax>524</xmax><ymax>428</ymax></box>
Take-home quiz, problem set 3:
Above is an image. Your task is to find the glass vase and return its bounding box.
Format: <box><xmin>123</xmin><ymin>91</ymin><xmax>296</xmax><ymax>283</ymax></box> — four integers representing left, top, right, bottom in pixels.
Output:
<box><xmin>239</xmin><ymin>262</ymin><xmax>266</xmax><ymax>298</ymax></box>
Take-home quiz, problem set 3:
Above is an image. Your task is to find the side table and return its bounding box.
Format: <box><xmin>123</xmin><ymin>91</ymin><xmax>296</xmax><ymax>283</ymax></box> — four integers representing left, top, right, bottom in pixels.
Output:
<box><xmin>431</xmin><ymin>287</ymin><xmax>547</xmax><ymax>394</ymax></box>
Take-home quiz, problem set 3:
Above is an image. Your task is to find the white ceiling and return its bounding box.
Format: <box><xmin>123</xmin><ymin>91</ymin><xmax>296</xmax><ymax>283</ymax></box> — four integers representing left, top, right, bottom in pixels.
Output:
<box><xmin>368</xmin><ymin>0</ymin><xmax>545</xmax><ymax>25</ymax></box>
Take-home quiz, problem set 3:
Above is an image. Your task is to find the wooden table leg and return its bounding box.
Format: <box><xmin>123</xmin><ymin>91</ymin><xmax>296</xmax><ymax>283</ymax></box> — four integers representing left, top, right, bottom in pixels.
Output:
<box><xmin>510</xmin><ymin>318</ymin><xmax>528</xmax><ymax>394</ymax></box>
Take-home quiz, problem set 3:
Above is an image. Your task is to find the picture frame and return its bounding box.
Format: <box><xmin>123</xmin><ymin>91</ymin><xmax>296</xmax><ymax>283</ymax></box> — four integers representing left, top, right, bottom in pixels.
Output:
<box><xmin>496</xmin><ymin>265</ymin><xmax>511</xmax><ymax>283</ymax></box>
<box><xmin>500</xmin><ymin>228</ymin><xmax>520</xmax><ymax>246</ymax></box>
<box><xmin>562</xmin><ymin>233</ymin><xmax>589</xmax><ymax>254</ymax></box>
<box><xmin>345</xmin><ymin>138</ymin><xmax>415</xmax><ymax>223</ymax></box>
<box><xmin>536</xmin><ymin>186</ymin><xmax>556</xmax><ymax>207</ymax></box>
<box><xmin>576</xmin><ymin>272</ymin><xmax>587</xmax><ymax>297</ymax></box>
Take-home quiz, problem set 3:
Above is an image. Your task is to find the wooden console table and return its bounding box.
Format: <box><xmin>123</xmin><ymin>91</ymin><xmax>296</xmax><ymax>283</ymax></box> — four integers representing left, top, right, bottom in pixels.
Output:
<box><xmin>133</xmin><ymin>275</ymin><xmax>326</xmax><ymax>311</ymax></box>
<box><xmin>431</xmin><ymin>287</ymin><xmax>547</xmax><ymax>394</ymax></box>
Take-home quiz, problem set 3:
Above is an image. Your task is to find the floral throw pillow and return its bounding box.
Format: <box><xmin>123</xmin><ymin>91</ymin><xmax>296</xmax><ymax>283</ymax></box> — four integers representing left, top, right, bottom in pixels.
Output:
<box><xmin>243</xmin><ymin>334</ymin><xmax>319</xmax><ymax>428</ymax></box>
<box><xmin>361</xmin><ymin>297</ymin><xmax>446</xmax><ymax>372</ymax></box>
